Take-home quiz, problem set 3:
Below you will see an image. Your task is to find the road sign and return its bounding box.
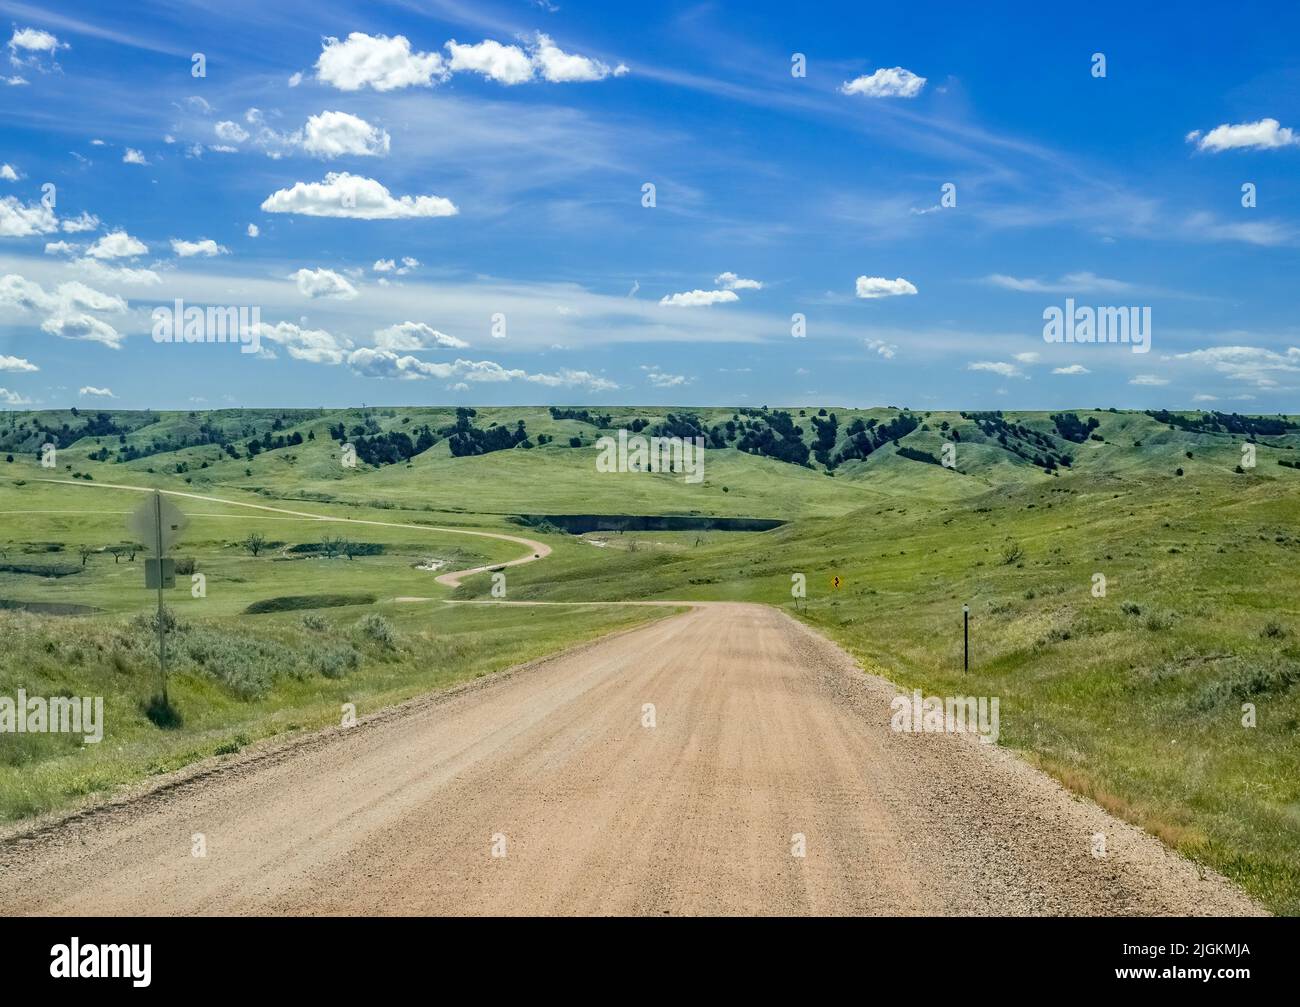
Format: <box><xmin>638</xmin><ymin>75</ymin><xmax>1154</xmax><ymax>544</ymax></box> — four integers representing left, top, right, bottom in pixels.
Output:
<box><xmin>127</xmin><ymin>491</ymin><xmax>187</xmax><ymax>706</ymax></box>
<box><xmin>831</xmin><ymin>575</ymin><xmax>843</xmax><ymax>590</ymax></box>
<box><xmin>145</xmin><ymin>557</ymin><xmax>176</xmax><ymax>589</ymax></box>
<box><xmin>127</xmin><ymin>494</ymin><xmax>187</xmax><ymax>557</ymax></box>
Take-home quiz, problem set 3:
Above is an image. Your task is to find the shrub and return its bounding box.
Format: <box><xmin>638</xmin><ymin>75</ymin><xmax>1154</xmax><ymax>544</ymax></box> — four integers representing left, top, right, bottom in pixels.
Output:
<box><xmin>143</xmin><ymin>693</ymin><xmax>183</xmax><ymax>729</ymax></box>
<box><xmin>356</xmin><ymin>613</ymin><xmax>397</xmax><ymax>649</ymax></box>
<box><xmin>301</xmin><ymin>613</ymin><xmax>329</xmax><ymax>631</ymax></box>
<box><xmin>316</xmin><ymin>646</ymin><xmax>361</xmax><ymax>678</ymax></box>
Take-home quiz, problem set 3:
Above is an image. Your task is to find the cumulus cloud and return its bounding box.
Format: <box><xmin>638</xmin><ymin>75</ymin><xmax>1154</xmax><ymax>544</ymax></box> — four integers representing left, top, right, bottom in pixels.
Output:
<box><xmin>0</xmin><ymin>163</ymin><xmax>19</xmax><ymax>181</ymax></box>
<box><xmin>0</xmin><ymin>195</ymin><xmax>57</xmax><ymax>236</ymax></box>
<box><xmin>122</xmin><ymin>148</ymin><xmax>148</xmax><ymax>165</ymax></box>
<box><xmin>659</xmin><ymin>289</ymin><xmax>739</xmax><ymax>307</ymax></box>
<box><xmin>0</xmin><ymin>275</ymin><xmax>126</xmax><ymax>352</ymax></box>
<box><xmin>1129</xmin><ymin>374</ymin><xmax>1170</xmax><ymax>386</ymax></box>
<box><xmin>0</xmin><ymin>354</ymin><xmax>37</xmax><ymax>372</ymax></box>
<box><xmin>866</xmin><ymin>339</ymin><xmax>897</xmax><ymax>359</ymax></box>
<box><xmin>1186</xmin><ymin>118</ymin><xmax>1298</xmax><ymax>152</ymax></box>
<box><xmin>60</xmin><ymin>211</ymin><xmax>99</xmax><ymax>233</ymax></box>
<box><xmin>642</xmin><ymin>364</ymin><xmax>689</xmax><ymax>387</ymax></box>
<box><xmin>445</xmin><ymin>38</ymin><xmax>534</xmax><ymax>84</ymax></box>
<box><xmin>301</xmin><ymin>110</ymin><xmax>391</xmax><ymax>158</ymax></box>
<box><xmin>316</xmin><ymin>33</ymin><xmax>447</xmax><ymax>91</ymax></box>
<box><xmin>855</xmin><ymin>275</ymin><xmax>917</xmax><ymax>298</ymax></box>
<box><xmin>246</xmin><ymin>223</ymin><xmax>259</xmax><ymax>237</ymax></box>
<box><xmin>254</xmin><ymin>321</ymin><xmax>352</xmax><ymax>364</ymax></box>
<box><xmin>372</xmin><ymin>256</ymin><xmax>419</xmax><ymax>276</ymax></box>
<box><xmin>373</xmin><ymin>321</ymin><xmax>468</xmax><ymax>350</ymax></box>
<box><xmin>170</xmin><ymin>237</ymin><xmax>228</xmax><ymax>257</ymax></box>
<box><xmin>214</xmin><ymin>120</ymin><xmax>250</xmax><ymax>144</ymax></box>
<box><xmin>1052</xmin><ymin>364</ymin><xmax>1090</xmax><ymax>375</ymax></box>
<box><xmin>84</xmin><ymin>230</ymin><xmax>147</xmax><ymax>259</ymax></box>
<box><xmin>260</xmin><ymin>172</ymin><xmax>457</xmax><ymax>219</ymax></box>
<box><xmin>78</xmin><ymin>385</ymin><xmax>114</xmax><ymax>397</ymax></box>
<box><xmin>841</xmin><ymin>67</ymin><xmax>926</xmax><ymax>98</ymax></box>
<box><xmin>714</xmin><ymin>271</ymin><xmax>762</xmax><ymax>290</ymax></box>
<box><xmin>44</xmin><ymin>240</ymin><xmax>76</xmax><ymax>255</ymax></box>
<box><xmin>347</xmin><ymin>349</ymin><xmax>616</xmax><ymax>388</ymax></box>
<box><xmin>1173</xmin><ymin>345</ymin><xmax>1300</xmax><ymax>388</ymax></box>
<box><xmin>967</xmin><ymin>361</ymin><xmax>1025</xmax><ymax>378</ymax></box>
<box><xmin>292</xmin><ymin>266</ymin><xmax>359</xmax><ymax>300</ymax></box>
<box><xmin>8</xmin><ymin>27</ymin><xmax>63</xmax><ymax>55</ymax></box>
<box><xmin>531</xmin><ymin>32</ymin><xmax>626</xmax><ymax>82</ymax></box>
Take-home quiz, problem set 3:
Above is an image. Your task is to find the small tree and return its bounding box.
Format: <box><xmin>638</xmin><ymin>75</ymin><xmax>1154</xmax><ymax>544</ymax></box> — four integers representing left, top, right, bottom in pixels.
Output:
<box><xmin>78</xmin><ymin>545</ymin><xmax>95</xmax><ymax>567</ymax></box>
<box><xmin>321</xmin><ymin>535</ymin><xmax>347</xmax><ymax>559</ymax></box>
<box><xmin>243</xmin><ymin>531</ymin><xmax>267</xmax><ymax>557</ymax></box>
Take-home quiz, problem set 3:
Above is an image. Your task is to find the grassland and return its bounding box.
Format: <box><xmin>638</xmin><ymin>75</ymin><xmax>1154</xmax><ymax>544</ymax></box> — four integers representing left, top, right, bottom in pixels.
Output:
<box><xmin>1</xmin><ymin>403</ymin><xmax>1297</xmax><ymax>913</ymax></box>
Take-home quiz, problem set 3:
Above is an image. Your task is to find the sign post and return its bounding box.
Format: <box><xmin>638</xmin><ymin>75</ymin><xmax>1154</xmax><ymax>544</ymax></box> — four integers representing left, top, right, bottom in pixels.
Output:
<box><xmin>127</xmin><ymin>491</ymin><xmax>186</xmax><ymax>704</ymax></box>
<box><xmin>963</xmin><ymin>603</ymin><xmax>970</xmax><ymax>673</ymax></box>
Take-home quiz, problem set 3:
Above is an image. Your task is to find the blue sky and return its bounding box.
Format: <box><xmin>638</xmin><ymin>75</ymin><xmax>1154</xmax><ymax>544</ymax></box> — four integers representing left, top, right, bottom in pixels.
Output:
<box><xmin>1</xmin><ymin>0</ymin><xmax>1298</xmax><ymax>411</ymax></box>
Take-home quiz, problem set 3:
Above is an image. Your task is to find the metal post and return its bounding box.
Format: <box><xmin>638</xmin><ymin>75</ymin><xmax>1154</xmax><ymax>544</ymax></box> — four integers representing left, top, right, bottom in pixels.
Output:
<box><xmin>155</xmin><ymin>491</ymin><xmax>167</xmax><ymax>703</ymax></box>
<box><xmin>963</xmin><ymin>603</ymin><xmax>969</xmax><ymax>673</ymax></box>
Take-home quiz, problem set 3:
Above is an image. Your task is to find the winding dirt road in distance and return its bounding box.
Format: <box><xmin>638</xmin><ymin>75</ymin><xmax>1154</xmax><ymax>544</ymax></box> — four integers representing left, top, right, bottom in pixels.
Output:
<box><xmin>0</xmin><ymin>604</ymin><xmax>1262</xmax><ymax>916</ymax></box>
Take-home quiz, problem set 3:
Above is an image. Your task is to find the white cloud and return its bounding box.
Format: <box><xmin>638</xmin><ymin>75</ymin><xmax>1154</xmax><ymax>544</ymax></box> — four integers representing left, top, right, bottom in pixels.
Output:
<box><xmin>8</xmin><ymin>27</ymin><xmax>63</xmax><ymax>54</ymax></box>
<box><xmin>300</xmin><ymin>110</ymin><xmax>391</xmax><ymax>158</ymax></box>
<box><xmin>1187</xmin><ymin>118</ymin><xmax>1298</xmax><ymax>153</ymax></box>
<box><xmin>984</xmin><ymin>272</ymin><xmax>1136</xmax><ymax>294</ymax></box>
<box><xmin>445</xmin><ymin>38</ymin><xmax>534</xmax><ymax>85</ymax></box>
<box><xmin>866</xmin><ymin>339</ymin><xmax>897</xmax><ymax>359</ymax></box>
<box><xmin>74</xmin><ymin>259</ymin><xmax>161</xmax><ymax>285</ymax></box>
<box><xmin>347</xmin><ymin>347</ymin><xmax>452</xmax><ymax>379</ymax></box>
<box><xmin>41</xmin><ymin>312</ymin><xmax>123</xmax><ymax>348</ymax></box>
<box><xmin>255</xmin><ymin>321</ymin><xmax>352</xmax><ymax>364</ymax></box>
<box><xmin>260</xmin><ymin>172</ymin><xmax>458</xmax><ymax>220</ymax></box>
<box><xmin>1052</xmin><ymin>364</ymin><xmax>1090</xmax><ymax>375</ymax></box>
<box><xmin>642</xmin><ymin>365</ymin><xmax>689</xmax><ymax>387</ymax></box>
<box><xmin>659</xmin><ymin>289</ymin><xmax>739</xmax><ymax>307</ymax></box>
<box><xmin>1193</xmin><ymin>393</ymin><xmax>1218</xmax><ymax>402</ymax></box>
<box><xmin>1013</xmin><ymin>351</ymin><xmax>1041</xmax><ymax>363</ymax></box>
<box><xmin>714</xmin><ymin>271</ymin><xmax>762</xmax><ymax>290</ymax></box>
<box><xmin>122</xmin><ymin>148</ymin><xmax>148</xmax><ymax>165</ymax></box>
<box><xmin>968</xmin><ymin>361</ymin><xmax>1025</xmax><ymax>378</ymax></box>
<box><xmin>347</xmin><ymin>348</ymin><xmax>616</xmax><ymax>388</ymax></box>
<box><xmin>214</xmin><ymin>121</ymin><xmax>250</xmax><ymax>144</ymax></box>
<box><xmin>841</xmin><ymin>67</ymin><xmax>926</xmax><ymax>98</ymax></box>
<box><xmin>0</xmin><ymin>196</ymin><xmax>57</xmax><ymax>236</ymax></box>
<box><xmin>2</xmin><ymin>76</ymin><xmax>27</xmax><ymax>86</ymax></box>
<box><xmin>0</xmin><ymin>163</ymin><xmax>19</xmax><ymax>181</ymax></box>
<box><xmin>316</xmin><ymin>33</ymin><xmax>447</xmax><ymax>92</ymax></box>
<box><xmin>855</xmin><ymin>275</ymin><xmax>917</xmax><ymax>299</ymax></box>
<box><xmin>246</xmin><ymin>223</ymin><xmax>259</xmax><ymax>237</ymax></box>
<box><xmin>170</xmin><ymin>237</ymin><xmax>228</xmax><ymax>258</ymax></box>
<box><xmin>373</xmin><ymin>256</ymin><xmax>418</xmax><ymax>275</ymax></box>
<box><xmin>531</xmin><ymin>33</ymin><xmax>625</xmax><ymax>82</ymax></box>
<box><xmin>85</xmin><ymin>230</ymin><xmax>147</xmax><ymax>259</ymax></box>
<box><xmin>1173</xmin><ymin>345</ymin><xmax>1300</xmax><ymax>388</ymax></box>
<box><xmin>288</xmin><ymin>71</ymin><xmax>303</xmax><ymax>87</ymax></box>
<box><xmin>1129</xmin><ymin>374</ymin><xmax>1170</xmax><ymax>386</ymax></box>
<box><xmin>293</xmin><ymin>266</ymin><xmax>359</xmax><ymax>300</ymax></box>
<box><xmin>0</xmin><ymin>354</ymin><xmax>37</xmax><ymax>372</ymax></box>
<box><xmin>44</xmin><ymin>240</ymin><xmax>76</xmax><ymax>255</ymax></box>
<box><xmin>79</xmin><ymin>385</ymin><xmax>114</xmax><ymax>397</ymax></box>
<box><xmin>374</xmin><ymin>321</ymin><xmax>469</xmax><ymax>350</ymax></box>
<box><xmin>60</xmin><ymin>211</ymin><xmax>99</xmax><ymax>233</ymax></box>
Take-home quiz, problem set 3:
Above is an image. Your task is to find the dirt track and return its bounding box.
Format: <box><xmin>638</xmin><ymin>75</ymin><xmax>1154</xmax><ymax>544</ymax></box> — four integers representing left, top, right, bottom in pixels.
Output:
<box><xmin>0</xmin><ymin>604</ymin><xmax>1263</xmax><ymax>916</ymax></box>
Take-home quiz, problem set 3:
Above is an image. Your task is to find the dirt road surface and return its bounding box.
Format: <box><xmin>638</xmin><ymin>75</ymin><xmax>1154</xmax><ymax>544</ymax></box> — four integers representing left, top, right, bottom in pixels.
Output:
<box><xmin>0</xmin><ymin>604</ymin><xmax>1263</xmax><ymax>916</ymax></box>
